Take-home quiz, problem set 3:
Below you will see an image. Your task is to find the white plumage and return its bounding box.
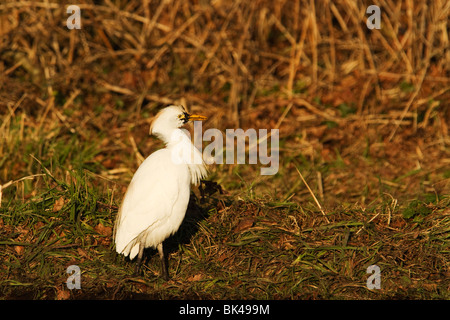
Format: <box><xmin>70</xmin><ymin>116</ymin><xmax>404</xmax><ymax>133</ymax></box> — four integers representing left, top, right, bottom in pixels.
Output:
<box><xmin>114</xmin><ymin>105</ymin><xmax>208</xmax><ymax>279</ymax></box>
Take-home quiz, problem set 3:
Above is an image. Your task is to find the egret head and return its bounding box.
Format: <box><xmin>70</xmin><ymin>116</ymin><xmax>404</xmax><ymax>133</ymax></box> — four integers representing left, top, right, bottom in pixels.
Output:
<box><xmin>150</xmin><ymin>105</ymin><xmax>207</xmax><ymax>142</ymax></box>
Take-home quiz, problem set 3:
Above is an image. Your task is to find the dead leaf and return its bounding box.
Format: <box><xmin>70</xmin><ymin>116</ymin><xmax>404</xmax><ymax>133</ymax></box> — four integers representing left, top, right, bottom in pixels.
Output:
<box><xmin>233</xmin><ymin>218</ymin><xmax>255</xmax><ymax>233</ymax></box>
<box><xmin>77</xmin><ymin>248</ymin><xmax>88</xmax><ymax>258</ymax></box>
<box><xmin>14</xmin><ymin>245</ymin><xmax>24</xmax><ymax>255</ymax></box>
<box><xmin>56</xmin><ymin>288</ymin><xmax>71</xmax><ymax>300</ymax></box>
<box><xmin>53</xmin><ymin>196</ymin><xmax>65</xmax><ymax>212</ymax></box>
<box><xmin>188</xmin><ymin>274</ymin><xmax>203</xmax><ymax>281</ymax></box>
<box><xmin>95</xmin><ymin>223</ymin><xmax>112</xmax><ymax>236</ymax></box>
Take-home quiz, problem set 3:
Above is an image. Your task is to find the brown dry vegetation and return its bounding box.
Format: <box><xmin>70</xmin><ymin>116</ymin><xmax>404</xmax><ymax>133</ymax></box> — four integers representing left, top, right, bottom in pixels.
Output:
<box><xmin>0</xmin><ymin>0</ymin><xmax>449</xmax><ymax>300</ymax></box>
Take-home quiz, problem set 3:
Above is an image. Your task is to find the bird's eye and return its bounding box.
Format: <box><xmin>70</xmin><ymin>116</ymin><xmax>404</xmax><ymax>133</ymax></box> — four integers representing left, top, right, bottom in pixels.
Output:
<box><xmin>177</xmin><ymin>112</ymin><xmax>189</xmax><ymax>123</ymax></box>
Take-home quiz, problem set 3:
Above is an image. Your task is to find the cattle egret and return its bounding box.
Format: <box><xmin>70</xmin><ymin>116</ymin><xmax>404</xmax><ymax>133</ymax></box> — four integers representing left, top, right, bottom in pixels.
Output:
<box><xmin>114</xmin><ymin>105</ymin><xmax>208</xmax><ymax>280</ymax></box>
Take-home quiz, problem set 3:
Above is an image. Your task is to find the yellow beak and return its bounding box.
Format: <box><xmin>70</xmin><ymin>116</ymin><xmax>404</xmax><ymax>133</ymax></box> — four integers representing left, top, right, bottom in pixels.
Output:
<box><xmin>188</xmin><ymin>114</ymin><xmax>207</xmax><ymax>121</ymax></box>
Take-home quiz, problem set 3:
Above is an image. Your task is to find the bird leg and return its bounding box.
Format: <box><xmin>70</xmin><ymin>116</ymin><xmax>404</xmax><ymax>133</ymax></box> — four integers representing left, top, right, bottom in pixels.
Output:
<box><xmin>134</xmin><ymin>244</ymin><xmax>144</xmax><ymax>275</ymax></box>
<box><xmin>157</xmin><ymin>242</ymin><xmax>169</xmax><ymax>280</ymax></box>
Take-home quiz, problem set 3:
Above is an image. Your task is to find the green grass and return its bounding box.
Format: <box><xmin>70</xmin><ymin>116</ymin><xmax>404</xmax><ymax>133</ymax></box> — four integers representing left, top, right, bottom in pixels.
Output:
<box><xmin>1</xmin><ymin>163</ymin><xmax>449</xmax><ymax>299</ymax></box>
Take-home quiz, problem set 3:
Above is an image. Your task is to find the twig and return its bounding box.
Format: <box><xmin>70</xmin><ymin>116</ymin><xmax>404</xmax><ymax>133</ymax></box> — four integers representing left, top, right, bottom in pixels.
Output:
<box><xmin>128</xmin><ymin>135</ymin><xmax>145</xmax><ymax>165</ymax></box>
<box><xmin>356</xmin><ymin>212</ymin><xmax>380</xmax><ymax>235</ymax></box>
<box><xmin>388</xmin><ymin>66</ymin><xmax>428</xmax><ymax>141</ymax></box>
<box><xmin>295</xmin><ymin>166</ymin><xmax>330</xmax><ymax>223</ymax></box>
<box><xmin>0</xmin><ymin>174</ymin><xmax>46</xmax><ymax>207</ymax></box>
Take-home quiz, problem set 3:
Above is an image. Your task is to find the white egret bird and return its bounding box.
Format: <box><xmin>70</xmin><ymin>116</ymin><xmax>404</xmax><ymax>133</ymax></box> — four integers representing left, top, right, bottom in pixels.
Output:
<box><xmin>114</xmin><ymin>105</ymin><xmax>208</xmax><ymax>280</ymax></box>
